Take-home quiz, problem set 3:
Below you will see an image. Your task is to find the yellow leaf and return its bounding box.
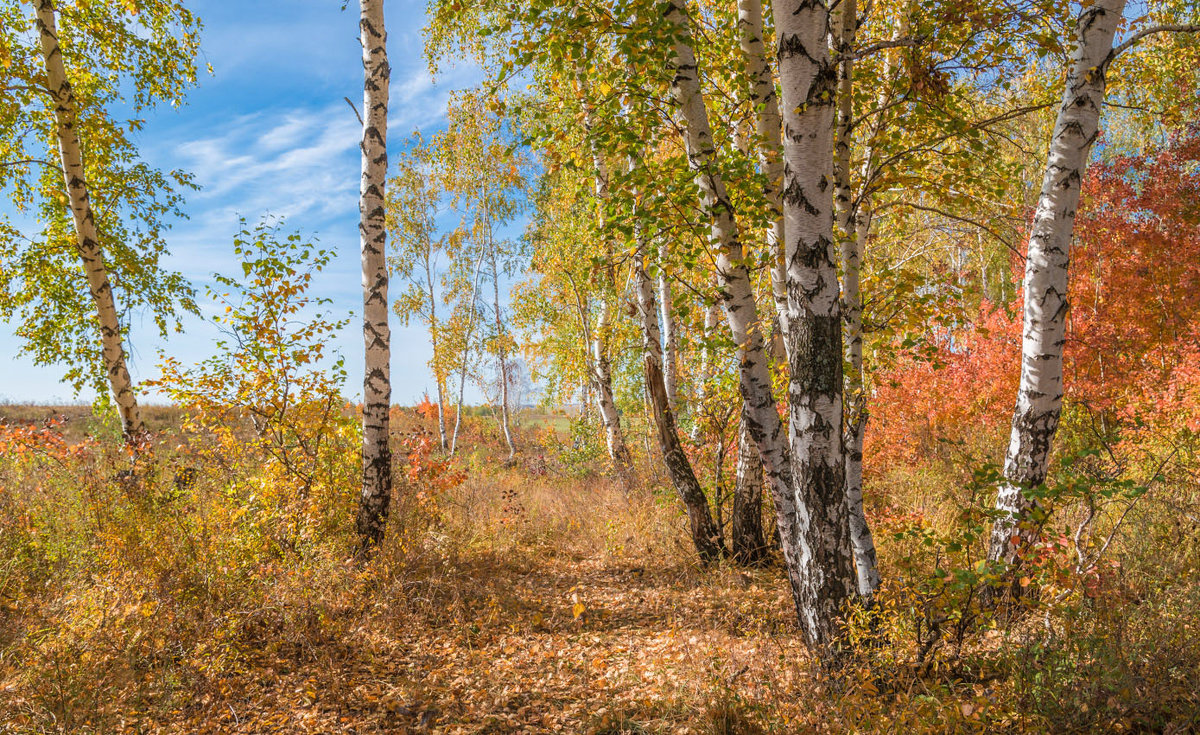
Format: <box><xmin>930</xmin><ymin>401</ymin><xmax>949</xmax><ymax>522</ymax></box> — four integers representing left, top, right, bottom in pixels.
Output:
<box><xmin>572</xmin><ymin>602</ymin><xmax>586</xmax><ymax>619</ymax></box>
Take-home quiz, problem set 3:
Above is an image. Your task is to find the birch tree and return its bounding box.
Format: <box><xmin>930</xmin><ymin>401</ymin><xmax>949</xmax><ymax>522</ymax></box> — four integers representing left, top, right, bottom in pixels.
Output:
<box><xmin>440</xmin><ymin>93</ymin><xmax>524</xmax><ymax>461</ymax></box>
<box><xmin>667</xmin><ymin>0</ymin><xmax>857</xmax><ymax>650</ymax></box>
<box><xmin>389</xmin><ymin>134</ymin><xmax>452</xmax><ymax>451</ymax></box>
<box><xmin>986</xmin><ymin>0</ymin><xmax>1125</xmax><ymax>566</ymax></box>
<box><xmin>355</xmin><ymin>0</ymin><xmax>393</xmax><ymax>546</ymax></box>
<box><xmin>633</xmin><ymin>227</ymin><xmax>724</xmax><ymax>562</ymax></box>
<box><xmin>0</xmin><ymin>0</ymin><xmax>200</xmax><ymax>441</ymax></box>
<box><xmin>771</xmin><ymin>0</ymin><xmax>860</xmax><ymax>647</ymax></box>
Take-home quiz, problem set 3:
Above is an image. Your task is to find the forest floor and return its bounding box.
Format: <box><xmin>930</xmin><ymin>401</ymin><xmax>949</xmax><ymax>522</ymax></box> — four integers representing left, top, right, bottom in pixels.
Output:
<box><xmin>3</xmin><ymin>410</ymin><xmax>1197</xmax><ymax>733</ymax></box>
<box><xmin>161</xmin><ymin>551</ymin><xmax>809</xmax><ymax>734</ymax></box>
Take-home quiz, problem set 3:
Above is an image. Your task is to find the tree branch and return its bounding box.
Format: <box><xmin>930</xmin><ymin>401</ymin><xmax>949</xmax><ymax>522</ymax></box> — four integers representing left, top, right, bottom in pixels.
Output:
<box><xmin>1108</xmin><ymin>23</ymin><xmax>1200</xmax><ymax>62</ymax></box>
<box><xmin>853</xmin><ymin>35</ymin><xmax>927</xmax><ymax>60</ymax></box>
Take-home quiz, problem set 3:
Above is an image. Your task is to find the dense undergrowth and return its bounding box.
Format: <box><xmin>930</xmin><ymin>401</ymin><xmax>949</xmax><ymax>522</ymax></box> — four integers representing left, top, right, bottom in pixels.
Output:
<box><xmin>1</xmin><ymin>400</ymin><xmax>1197</xmax><ymax>734</ymax></box>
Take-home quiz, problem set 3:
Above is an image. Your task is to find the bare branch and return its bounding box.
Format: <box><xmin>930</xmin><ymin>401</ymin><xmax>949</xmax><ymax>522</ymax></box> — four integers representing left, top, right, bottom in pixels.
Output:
<box><xmin>1108</xmin><ymin>23</ymin><xmax>1200</xmax><ymax>62</ymax></box>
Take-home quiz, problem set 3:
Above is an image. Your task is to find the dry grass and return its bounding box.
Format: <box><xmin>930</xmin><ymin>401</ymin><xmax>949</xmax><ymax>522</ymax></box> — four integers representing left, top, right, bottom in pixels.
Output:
<box><xmin>1</xmin><ymin>411</ymin><xmax>1198</xmax><ymax>733</ymax></box>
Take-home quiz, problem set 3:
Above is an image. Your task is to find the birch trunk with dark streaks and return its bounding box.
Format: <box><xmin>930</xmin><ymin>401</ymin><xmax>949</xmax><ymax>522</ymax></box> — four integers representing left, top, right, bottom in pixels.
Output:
<box><xmin>832</xmin><ymin>0</ymin><xmax>880</xmax><ymax>597</ymax></box>
<box><xmin>354</xmin><ymin>0</ymin><xmax>393</xmax><ymax>546</ymax></box>
<box><xmin>988</xmin><ymin>0</ymin><xmax>1125</xmax><ymax>567</ymax></box>
<box><xmin>666</xmin><ymin>0</ymin><xmax>841</xmax><ymax>652</ymax></box>
<box><xmin>773</xmin><ymin>0</ymin><xmax>859</xmax><ymax>651</ymax></box>
<box><xmin>33</xmin><ymin>0</ymin><xmax>144</xmax><ymax>442</ymax></box>
<box><xmin>732</xmin><ymin>412</ymin><xmax>769</xmax><ymax>565</ymax></box>
<box><xmin>736</xmin><ymin>0</ymin><xmax>788</xmax><ymax>348</ymax></box>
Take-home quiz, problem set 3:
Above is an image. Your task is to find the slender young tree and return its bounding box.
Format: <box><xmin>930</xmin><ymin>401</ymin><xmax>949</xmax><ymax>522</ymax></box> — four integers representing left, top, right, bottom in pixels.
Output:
<box><xmin>987</xmin><ymin>0</ymin><xmax>1126</xmax><ymax>566</ymax></box>
<box><xmin>831</xmin><ymin>0</ymin><xmax>881</xmax><ymax>597</ymax></box>
<box><xmin>30</xmin><ymin>0</ymin><xmax>144</xmax><ymax>441</ymax></box>
<box><xmin>355</xmin><ymin>0</ymin><xmax>393</xmax><ymax>546</ymax></box>
<box><xmin>389</xmin><ymin>134</ymin><xmax>451</xmax><ymax>451</ymax></box>
<box><xmin>579</xmin><ymin>82</ymin><xmax>634</xmax><ymax>473</ymax></box>
<box><xmin>634</xmin><ymin>230</ymin><xmax>724</xmax><ymax>563</ymax></box>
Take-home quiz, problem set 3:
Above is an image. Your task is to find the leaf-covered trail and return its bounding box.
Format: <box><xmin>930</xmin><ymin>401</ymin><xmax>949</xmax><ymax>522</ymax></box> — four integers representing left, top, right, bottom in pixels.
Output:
<box><xmin>167</xmin><ymin>552</ymin><xmax>808</xmax><ymax>734</ymax></box>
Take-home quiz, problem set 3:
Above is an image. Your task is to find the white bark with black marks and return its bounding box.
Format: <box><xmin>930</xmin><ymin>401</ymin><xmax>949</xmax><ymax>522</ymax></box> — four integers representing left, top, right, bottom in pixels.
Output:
<box><xmin>732</xmin><ymin>410</ymin><xmax>769</xmax><ymax>565</ymax></box>
<box><xmin>832</xmin><ymin>0</ymin><xmax>880</xmax><ymax>597</ymax></box>
<box><xmin>657</xmin><ymin>258</ymin><xmax>679</xmax><ymax>409</ymax></box>
<box><xmin>355</xmin><ymin>0</ymin><xmax>393</xmax><ymax>546</ymax></box>
<box><xmin>737</xmin><ymin>0</ymin><xmax>788</xmax><ymax>348</ymax></box>
<box><xmin>667</xmin><ymin>0</ymin><xmax>843</xmax><ymax>652</ymax></box>
<box><xmin>33</xmin><ymin>0</ymin><xmax>144</xmax><ymax>442</ymax></box>
<box><xmin>773</xmin><ymin>0</ymin><xmax>859</xmax><ymax>651</ymax></box>
<box><xmin>989</xmin><ymin>0</ymin><xmax>1125</xmax><ymax>565</ymax></box>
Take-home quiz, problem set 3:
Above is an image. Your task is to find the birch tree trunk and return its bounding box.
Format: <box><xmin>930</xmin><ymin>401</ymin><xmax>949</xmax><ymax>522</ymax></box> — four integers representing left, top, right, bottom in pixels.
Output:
<box><xmin>354</xmin><ymin>0</ymin><xmax>393</xmax><ymax>546</ymax></box>
<box><xmin>832</xmin><ymin>0</ymin><xmax>880</xmax><ymax>597</ymax></box>
<box><xmin>426</xmin><ymin>264</ymin><xmax>449</xmax><ymax>452</ymax></box>
<box><xmin>488</xmin><ymin>246</ymin><xmax>516</xmax><ymax>462</ymax></box>
<box><xmin>772</xmin><ymin>0</ymin><xmax>859</xmax><ymax>649</ymax></box>
<box><xmin>580</xmin><ymin>91</ymin><xmax>633</xmax><ymax>472</ymax></box>
<box><xmin>689</xmin><ymin>300</ymin><xmax>721</xmax><ymax>444</ymax></box>
<box><xmin>736</xmin><ymin>0</ymin><xmax>788</xmax><ymax>349</ymax></box>
<box><xmin>657</xmin><ymin>262</ymin><xmax>680</xmax><ymax>409</ymax></box>
<box><xmin>732</xmin><ymin>412</ymin><xmax>768</xmax><ymax>565</ymax></box>
<box><xmin>666</xmin><ymin>0</ymin><xmax>846</xmax><ymax>652</ymax></box>
<box><xmin>634</xmin><ymin>246</ymin><xmax>724</xmax><ymax>563</ymax></box>
<box><xmin>988</xmin><ymin>0</ymin><xmax>1125</xmax><ymax>566</ymax></box>
<box><xmin>591</xmin><ymin>302</ymin><xmax>632</xmax><ymax>469</ymax></box>
<box><xmin>33</xmin><ymin>0</ymin><xmax>144</xmax><ymax>442</ymax></box>
<box><xmin>450</xmin><ymin>248</ymin><xmax>486</xmax><ymax>456</ymax></box>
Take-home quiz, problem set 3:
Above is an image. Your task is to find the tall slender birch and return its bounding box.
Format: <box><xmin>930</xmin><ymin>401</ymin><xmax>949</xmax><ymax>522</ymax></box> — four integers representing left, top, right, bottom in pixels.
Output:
<box><xmin>772</xmin><ymin>0</ymin><xmax>859</xmax><ymax>646</ymax></box>
<box><xmin>666</xmin><ymin>0</ymin><xmax>850</xmax><ymax>651</ymax></box>
<box><xmin>689</xmin><ymin>300</ymin><xmax>722</xmax><ymax>444</ymax></box>
<box><xmin>389</xmin><ymin>137</ymin><xmax>450</xmax><ymax>451</ymax></box>
<box><xmin>580</xmin><ymin>83</ymin><xmax>634</xmax><ymax>472</ymax></box>
<box><xmin>487</xmin><ymin>241</ymin><xmax>517</xmax><ymax>462</ymax></box>
<box><xmin>736</xmin><ymin>0</ymin><xmax>788</xmax><ymax>347</ymax></box>
<box><xmin>31</xmin><ymin>0</ymin><xmax>143</xmax><ymax>441</ymax></box>
<box><xmin>657</xmin><ymin>260</ymin><xmax>680</xmax><ymax>408</ymax></box>
<box><xmin>988</xmin><ymin>0</ymin><xmax>1126</xmax><ymax>566</ymax></box>
<box><xmin>449</xmin><ymin>247</ymin><xmax>487</xmax><ymax>457</ymax></box>
<box><xmin>355</xmin><ymin>0</ymin><xmax>393</xmax><ymax>546</ymax></box>
<box><xmin>831</xmin><ymin>0</ymin><xmax>880</xmax><ymax>597</ymax></box>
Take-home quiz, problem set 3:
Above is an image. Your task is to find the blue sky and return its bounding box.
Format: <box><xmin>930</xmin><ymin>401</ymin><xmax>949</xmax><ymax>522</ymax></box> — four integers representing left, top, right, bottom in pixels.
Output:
<box><xmin>0</xmin><ymin>0</ymin><xmax>487</xmax><ymax>405</ymax></box>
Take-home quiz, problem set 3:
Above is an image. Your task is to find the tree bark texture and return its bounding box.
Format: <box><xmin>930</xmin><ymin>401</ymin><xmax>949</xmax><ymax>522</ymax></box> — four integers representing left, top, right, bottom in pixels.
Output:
<box><xmin>736</xmin><ymin>0</ymin><xmax>789</xmax><ymax>350</ymax></box>
<box><xmin>772</xmin><ymin>0</ymin><xmax>859</xmax><ymax>651</ymax></box>
<box><xmin>988</xmin><ymin>0</ymin><xmax>1125</xmax><ymax>565</ymax></box>
<box><xmin>732</xmin><ymin>411</ymin><xmax>769</xmax><ymax>565</ymax></box>
<box><xmin>33</xmin><ymin>0</ymin><xmax>144</xmax><ymax>442</ymax></box>
<box><xmin>355</xmin><ymin>0</ymin><xmax>393</xmax><ymax>546</ymax></box>
<box><xmin>668</xmin><ymin>0</ymin><xmax>850</xmax><ymax>653</ymax></box>
<box><xmin>832</xmin><ymin>0</ymin><xmax>880</xmax><ymax>597</ymax></box>
<box><xmin>635</xmin><ymin>247</ymin><xmax>724</xmax><ymax>563</ymax></box>
<box><xmin>657</xmin><ymin>260</ymin><xmax>680</xmax><ymax>409</ymax></box>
